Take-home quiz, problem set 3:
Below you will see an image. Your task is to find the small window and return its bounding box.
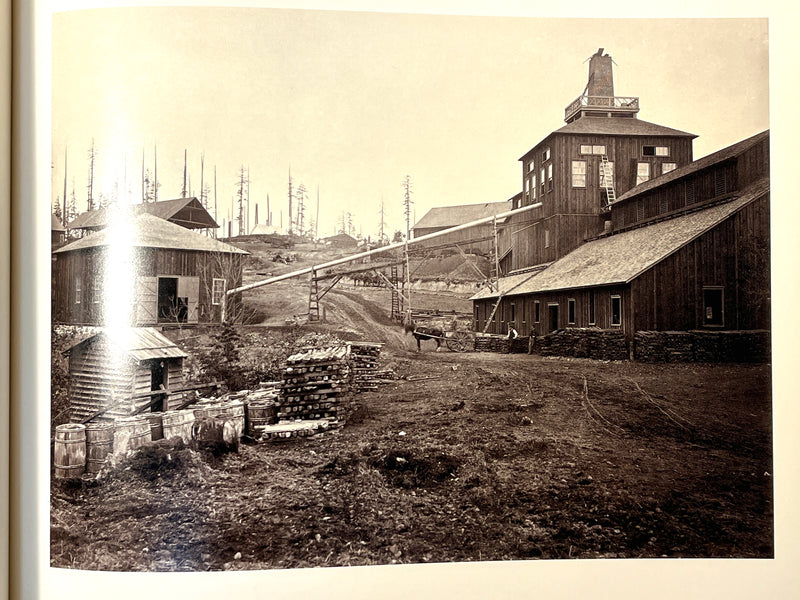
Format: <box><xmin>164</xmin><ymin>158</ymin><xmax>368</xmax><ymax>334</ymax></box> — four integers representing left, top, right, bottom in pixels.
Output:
<box><xmin>544</xmin><ymin>229</ymin><xmax>550</xmax><ymax>248</ymax></box>
<box><xmin>571</xmin><ymin>160</ymin><xmax>586</xmax><ymax>188</ymax></box>
<box><xmin>714</xmin><ymin>170</ymin><xmax>726</xmax><ymax>196</ymax></box>
<box><xmin>547</xmin><ymin>164</ymin><xmax>553</xmax><ymax>191</ymax></box>
<box><xmin>580</xmin><ymin>144</ymin><xmax>606</xmax><ymax>155</ymax></box>
<box><xmin>643</xmin><ymin>146</ymin><xmax>669</xmax><ymax>157</ymax></box>
<box><xmin>542</xmin><ymin>147</ymin><xmax>550</xmax><ymax>162</ymax></box>
<box><xmin>528</xmin><ymin>160</ymin><xmax>535</xmax><ymax>173</ymax></box>
<box><xmin>610</xmin><ymin>295</ymin><xmax>622</xmax><ymax>327</ymax></box>
<box><xmin>75</xmin><ymin>278</ymin><xmax>82</xmax><ymax>304</ymax></box>
<box><xmin>212</xmin><ymin>278</ymin><xmax>226</xmax><ymax>305</ymax></box>
<box><xmin>540</xmin><ymin>167</ymin><xmax>546</xmax><ymax>196</ymax></box>
<box><xmin>588</xmin><ymin>290</ymin><xmax>596</xmax><ymax>325</ymax></box>
<box><xmin>93</xmin><ymin>279</ymin><xmax>101</xmax><ymax>304</ymax></box>
<box><xmin>703</xmin><ymin>287</ymin><xmax>724</xmax><ymax>327</ymax></box>
<box><xmin>636</xmin><ymin>162</ymin><xmax>650</xmax><ymax>185</ymax></box>
<box><xmin>568</xmin><ymin>299</ymin><xmax>576</xmax><ymax>324</ymax></box>
<box><xmin>510</xmin><ymin>302</ymin><xmax>516</xmax><ymax>323</ymax></box>
<box><xmin>534</xmin><ymin>301</ymin><xmax>540</xmax><ymax>323</ymax></box>
<box><xmin>662</xmin><ymin>162</ymin><xmax>677</xmax><ymax>175</ymax></box>
<box><xmin>599</xmin><ymin>161</ymin><xmax>614</xmax><ymax>187</ymax></box>
<box><xmin>531</xmin><ymin>175</ymin><xmax>537</xmax><ymax>200</ymax></box>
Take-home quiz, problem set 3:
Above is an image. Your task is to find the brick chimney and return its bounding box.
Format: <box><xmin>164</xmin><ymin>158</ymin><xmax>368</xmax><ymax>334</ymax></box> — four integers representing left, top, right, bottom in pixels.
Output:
<box><xmin>587</xmin><ymin>48</ymin><xmax>614</xmax><ymax>97</ymax></box>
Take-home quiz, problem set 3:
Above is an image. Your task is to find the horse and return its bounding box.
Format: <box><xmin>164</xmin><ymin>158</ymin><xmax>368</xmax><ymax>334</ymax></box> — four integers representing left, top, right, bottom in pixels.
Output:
<box><xmin>404</xmin><ymin>320</ymin><xmax>445</xmax><ymax>352</ymax></box>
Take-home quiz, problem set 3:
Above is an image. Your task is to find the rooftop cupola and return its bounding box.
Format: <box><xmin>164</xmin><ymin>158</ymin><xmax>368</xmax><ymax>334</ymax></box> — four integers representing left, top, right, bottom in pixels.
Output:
<box><xmin>564</xmin><ymin>48</ymin><xmax>640</xmax><ymax>123</ymax></box>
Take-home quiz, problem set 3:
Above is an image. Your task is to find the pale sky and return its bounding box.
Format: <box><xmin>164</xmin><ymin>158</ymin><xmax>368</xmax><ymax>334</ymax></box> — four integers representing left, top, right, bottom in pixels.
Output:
<box><xmin>52</xmin><ymin>9</ymin><xmax>769</xmax><ymax>238</ymax></box>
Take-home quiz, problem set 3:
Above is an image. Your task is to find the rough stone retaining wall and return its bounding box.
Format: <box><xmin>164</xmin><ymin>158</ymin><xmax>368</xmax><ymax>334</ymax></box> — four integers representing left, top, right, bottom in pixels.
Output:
<box><xmin>634</xmin><ymin>330</ymin><xmax>770</xmax><ymax>363</ymax></box>
<box><xmin>534</xmin><ymin>328</ymin><xmax>629</xmax><ymax>361</ymax></box>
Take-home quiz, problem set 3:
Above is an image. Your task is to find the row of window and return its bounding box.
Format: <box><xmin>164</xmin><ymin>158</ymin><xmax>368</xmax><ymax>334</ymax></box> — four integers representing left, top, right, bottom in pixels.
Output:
<box><xmin>566</xmin><ymin>160</ymin><xmax>676</xmax><ymax>188</ymax></box>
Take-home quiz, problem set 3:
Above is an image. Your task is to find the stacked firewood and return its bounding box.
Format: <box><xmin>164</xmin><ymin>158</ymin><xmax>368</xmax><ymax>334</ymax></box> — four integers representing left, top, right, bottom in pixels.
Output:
<box><xmin>474</xmin><ymin>334</ymin><xmax>511</xmax><ymax>353</ymax></box>
<box><xmin>537</xmin><ymin>328</ymin><xmax>629</xmax><ymax>360</ymax></box>
<box><xmin>348</xmin><ymin>342</ymin><xmax>383</xmax><ymax>392</ymax></box>
<box><xmin>278</xmin><ymin>347</ymin><xmax>351</xmax><ymax>421</ymax></box>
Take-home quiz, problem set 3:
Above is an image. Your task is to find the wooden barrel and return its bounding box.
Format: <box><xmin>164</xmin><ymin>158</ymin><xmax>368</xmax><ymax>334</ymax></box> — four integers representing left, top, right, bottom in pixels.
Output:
<box><xmin>54</xmin><ymin>423</ymin><xmax>87</xmax><ymax>478</ymax></box>
<box><xmin>145</xmin><ymin>413</ymin><xmax>164</xmax><ymax>441</ymax></box>
<box><xmin>247</xmin><ymin>401</ymin><xmax>277</xmax><ymax>437</ymax></box>
<box><xmin>193</xmin><ymin>404</ymin><xmax>219</xmax><ymax>420</ymax></box>
<box><xmin>84</xmin><ymin>421</ymin><xmax>114</xmax><ymax>474</ymax></box>
<box><xmin>113</xmin><ymin>416</ymin><xmax>151</xmax><ymax>456</ymax></box>
<box><xmin>162</xmin><ymin>410</ymin><xmax>195</xmax><ymax>443</ymax></box>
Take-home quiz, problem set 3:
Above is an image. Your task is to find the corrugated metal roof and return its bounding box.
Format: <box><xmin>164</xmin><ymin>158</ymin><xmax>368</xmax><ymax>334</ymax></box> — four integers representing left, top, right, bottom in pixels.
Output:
<box><xmin>615</xmin><ymin>130</ymin><xmax>769</xmax><ymax>204</ymax></box>
<box><xmin>54</xmin><ymin>213</ymin><xmax>248</xmax><ymax>255</ymax></box>
<box><xmin>471</xmin><ymin>178</ymin><xmax>768</xmax><ymax>301</ymax></box>
<box><xmin>518</xmin><ymin>118</ymin><xmax>696</xmax><ymax>160</ymax></box>
<box><xmin>66</xmin><ymin>327</ymin><xmax>188</xmax><ymax>361</ymax></box>
<box><xmin>413</xmin><ymin>201</ymin><xmax>512</xmax><ymax>230</ymax></box>
<box><xmin>67</xmin><ymin>197</ymin><xmax>218</xmax><ymax>230</ymax></box>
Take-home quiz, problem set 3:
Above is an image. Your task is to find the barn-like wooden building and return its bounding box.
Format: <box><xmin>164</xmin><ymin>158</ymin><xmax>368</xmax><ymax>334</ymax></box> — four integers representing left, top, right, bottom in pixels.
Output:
<box><xmin>52</xmin><ymin>213</ymin><xmax>248</xmax><ymax>326</ymax></box>
<box><xmin>66</xmin><ymin>196</ymin><xmax>218</xmax><ymax>234</ymax></box>
<box><xmin>473</xmin><ymin>130</ymin><xmax>770</xmax><ymax>340</ymax></box>
<box><xmin>411</xmin><ymin>199</ymin><xmax>513</xmax><ymax>255</ymax></box>
<box><xmin>65</xmin><ymin>327</ymin><xmax>188</xmax><ymax>422</ymax></box>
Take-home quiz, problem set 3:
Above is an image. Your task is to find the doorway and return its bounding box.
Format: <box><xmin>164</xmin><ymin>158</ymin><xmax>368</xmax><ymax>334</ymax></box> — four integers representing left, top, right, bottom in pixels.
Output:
<box><xmin>150</xmin><ymin>360</ymin><xmax>166</xmax><ymax>412</ymax></box>
<box><xmin>548</xmin><ymin>303</ymin><xmax>559</xmax><ymax>333</ymax></box>
<box><xmin>157</xmin><ymin>277</ymin><xmax>187</xmax><ymax>322</ymax></box>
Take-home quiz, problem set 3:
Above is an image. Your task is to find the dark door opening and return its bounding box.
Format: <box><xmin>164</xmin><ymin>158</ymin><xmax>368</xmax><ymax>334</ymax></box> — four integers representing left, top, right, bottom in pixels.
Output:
<box><xmin>150</xmin><ymin>360</ymin><xmax>166</xmax><ymax>412</ymax></box>
<box><xmin>157</xmin><ymin>277</ymin><xmax>187</xmax><ymax>322</ymax></box>
<box><xmin>548</xmin><ymin>304</ymin><xmax>559</xmax><ymax>333</ymax></box>
<box><xmin>703</xmin><ymin>287</ymin><xmax>724</xmax><ymax>327</ymax></box>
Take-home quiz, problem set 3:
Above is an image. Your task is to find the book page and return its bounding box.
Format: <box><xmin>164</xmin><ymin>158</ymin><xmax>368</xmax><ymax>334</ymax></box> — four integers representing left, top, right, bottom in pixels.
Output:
<box><xmin>12</xmin><ymin>1</ymin><xmax>800</xmax><ymax>599</ymax></box>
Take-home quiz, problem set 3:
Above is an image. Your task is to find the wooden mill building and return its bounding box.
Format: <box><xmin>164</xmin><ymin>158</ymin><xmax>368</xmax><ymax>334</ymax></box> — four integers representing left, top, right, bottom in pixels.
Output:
<box><xmin>498</xmin><ymin>48</ymin><xmax>697</xmax><ymax>275</ymax></box>
<box><xmin>473</xmin><ymin>130</ymin><xmax>770</xmax><ymax>339</ymax></box>
<box><xmin>65</xmin><ymin>327</ymin><xmax>188</xmax><ymax>422</ymax></box>
<box><xmin>411</xmin><ymin>199</ymin><xmax>513</xmax><ymax>255</ymax></box>
<box><xmin>66</xmin><ymin>196</ymin><xmax>218</xmax><ymax>235</ymax></box>
<box><xmin>52</xmin><ymin>213</ymin><xmax>248</xmax><ymax>326</ymax></box>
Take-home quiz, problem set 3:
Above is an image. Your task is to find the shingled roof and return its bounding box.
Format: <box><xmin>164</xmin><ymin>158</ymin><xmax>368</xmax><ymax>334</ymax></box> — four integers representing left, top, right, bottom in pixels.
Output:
<box><xmin>67</xmin><ymin>197</ymin><xmax>218</xmax><ymax>231</ymax></box>
<box><xmin>413</xmin><ymin>201</ymin><xmax>512</xmax><ymax>230</ymax></box>
<box><xmin>54</xmin><ymin>213</ymin><xmax>248</xmax><ymax>255</ymax></box>
<box><xmin>65</xmin><ymin>327</ymin><xmax>188</xmax><ymax>361</ymax></box>
<box><xmin>471</xmin><ymin>177</ymin><xmax>768</xmax><ymax>301</ymax></box>
<box><xmin>519</xmin><ymin>118</ymin><xmax>696</xmax><ymax>160</ymax></box>
<box><xmin>615</xmin><ymin>130</ymin><xmax>769</xmax><ymax>204</ymax></box>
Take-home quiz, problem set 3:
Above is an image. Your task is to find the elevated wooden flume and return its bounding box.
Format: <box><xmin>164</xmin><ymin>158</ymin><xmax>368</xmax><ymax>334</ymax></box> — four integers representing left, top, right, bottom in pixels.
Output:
<box><xmin>221</xmin><ymin>201</ymin><xmax>543</xmax><ymax>321</ymax></box>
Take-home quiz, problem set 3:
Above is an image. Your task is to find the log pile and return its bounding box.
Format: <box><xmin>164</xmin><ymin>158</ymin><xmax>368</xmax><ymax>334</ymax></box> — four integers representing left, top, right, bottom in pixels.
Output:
<box><xmin>474</xmin><ymin>334</ymin><xmax>511</xmax><ymax>353</ymax></box>
<box><xmin>536</xmin><ymin>328</ymin><xmax>629</xmax><ymax>361</ymax></box>
<box><xmin>278</xmin><ymin>347</ymin><xmax>352</xmax><ymax>422</ymax></box>
<box><xmin>348</xmin><ymin>342</ymin><xmax>383</xmax><ymax>392</ymax></box>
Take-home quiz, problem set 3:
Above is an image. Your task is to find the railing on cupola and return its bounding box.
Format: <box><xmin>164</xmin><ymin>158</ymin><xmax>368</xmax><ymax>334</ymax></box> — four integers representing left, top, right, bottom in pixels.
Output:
<box><xmin>564</xmin><ymin>95</ymin><xmax>639</xmax><ymax>122</ymax></box>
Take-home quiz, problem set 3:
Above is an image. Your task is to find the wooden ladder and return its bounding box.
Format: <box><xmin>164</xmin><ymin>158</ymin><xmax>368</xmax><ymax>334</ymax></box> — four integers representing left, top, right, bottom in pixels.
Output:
<box><xmin>600</xmin><ymin>155</ymin><xmax>616</xmax><ymax>208</ymax></box>
<box><xmin>390</xmin><ymin>262</ymin><xmax>402</xmax><ymax>321</ymax></box>
<box><xmin>308</xmin><ymin>270</ymin><xmax>320</xmax><ymax>321</ymax></box>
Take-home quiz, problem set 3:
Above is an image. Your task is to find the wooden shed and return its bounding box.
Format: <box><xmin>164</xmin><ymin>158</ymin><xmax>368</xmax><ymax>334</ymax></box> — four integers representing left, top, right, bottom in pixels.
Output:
<box><xmin>65</xmin><ymin>328</ymin><xmax>188</xmax><ymax>422</ymax></box>
<box><xmin>66</xmin><ymin>196</ymin><xmax>218</xmax><ymax>234</ymax></box>
<box><xmin>411</xmin><ymin>200</ymin><xmax>512</xmax><ymax>255</ymax></box>
<box><xmin>52</xmin><ymin>213</ymin><xmax>248</xmax><ymax>326</ymax></box>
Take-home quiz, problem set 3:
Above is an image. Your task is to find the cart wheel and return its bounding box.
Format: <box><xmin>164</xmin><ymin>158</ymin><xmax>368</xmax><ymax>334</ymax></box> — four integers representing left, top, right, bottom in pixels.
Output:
<box><xmin>447</xmin><ymin>331</ymin><xmax>473</xmax><ymax>352</ymax></box>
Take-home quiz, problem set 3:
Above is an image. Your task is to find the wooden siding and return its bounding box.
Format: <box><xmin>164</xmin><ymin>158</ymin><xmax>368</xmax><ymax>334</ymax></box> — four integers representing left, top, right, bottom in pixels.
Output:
<box><xmin>412</xmin><ymin>224</ymin><xmax>495</xmax><ymax>255</ymax></box>
<box><xmin>629</xmin><ymin>193</ymin><xmax>770</xmax><ymax>332</ymax></box>
<box><xmin>477</xmin><ymin>192</ymin><xmax>769</xmax><ymax>337</ymax></box>
<box><xmin>68</xmin><ymin>337</ymin><xmax>136</xmax><ymax>422</ymax></box>
<box><xmin>53</xmin><ymin>247</ymin><xmax>244</xmax><ymax>326</ymax></box>
<box><xmin>506</xmin><ymin>132</ymin><xmax>693</xmax><ymax>270</ymax></box>
<box><xmin>612</xmin><ymin>160</ymin><xmax>739</xmax><ymax>230</ymax></box>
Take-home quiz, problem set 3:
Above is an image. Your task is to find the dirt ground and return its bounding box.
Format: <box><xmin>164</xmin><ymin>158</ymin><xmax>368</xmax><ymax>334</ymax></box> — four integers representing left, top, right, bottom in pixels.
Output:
<box><xmin>50</xmin><ymin>248</ymin><xmax>773</xmax><ymax>570</ymax></box>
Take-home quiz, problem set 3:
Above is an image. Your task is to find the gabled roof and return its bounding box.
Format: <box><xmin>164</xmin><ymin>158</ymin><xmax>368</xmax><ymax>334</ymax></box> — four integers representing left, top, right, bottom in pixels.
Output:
<box><xmin>51</xmin><ymin>214</ymin><xmax>66</xmax><ymax>232</ymax></box>
<box><xmin>413</xmin><ymin>201</ymin><xmax>512</xmax><ymax>230</ymax></box>
<box><xmin>54</xmin><ymin>213</ymin><xmax>248</xmax><ymax>255</ymax></box>
<box><xmin>249</xmin><ymin>224</ymin><xmax>282</xmax><ymax>235</ymax></box>
<box><xmin>471</xmin><ymin>177</ymin><xmax>768</xmax><ymax>301</ymax></box>
<box><xmin>67</xmin><ymin>197</ymin><xmax>218</xmax><ymax>230</ymax></box>
<box><xmin>519</xmin><ymin>118</ymin><xmax>696</xmax><ymax>160</ymax></box>
<box><xmin>65</xmin><ymin>327</ymin><xmax>188</xmax><ymax>361</ymax></box>
<box><xmin>323</xmin><ymin>232</ymin><xmax>358</xmax><ymax>243</ymax></box>
<box><xmin>616</xmin><ymin>130</ymin><xmax>770</xmax><ymax>204</ymax></box>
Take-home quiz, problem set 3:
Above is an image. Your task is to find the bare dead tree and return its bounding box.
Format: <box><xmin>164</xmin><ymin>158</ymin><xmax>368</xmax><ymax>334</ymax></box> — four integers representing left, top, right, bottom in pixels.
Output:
<box><xmin>87</xmin><ymin>139</ymin><xmax>96</xmax><ymax>211</ymax></box>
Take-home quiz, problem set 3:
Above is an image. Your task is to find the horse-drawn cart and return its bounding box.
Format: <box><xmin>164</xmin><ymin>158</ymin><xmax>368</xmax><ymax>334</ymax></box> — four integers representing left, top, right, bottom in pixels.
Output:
<box><xmin>404</xmin><ymin>312</ymin><xmax>475</xmax><ymax>352</ymax></box>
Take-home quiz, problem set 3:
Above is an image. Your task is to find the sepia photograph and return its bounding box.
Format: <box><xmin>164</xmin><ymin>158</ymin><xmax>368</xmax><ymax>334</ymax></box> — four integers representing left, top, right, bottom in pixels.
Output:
<box><xmin>47</xmin><ymin>5</ymin><xmax>773</xmax><ymax>577</ymax></box>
